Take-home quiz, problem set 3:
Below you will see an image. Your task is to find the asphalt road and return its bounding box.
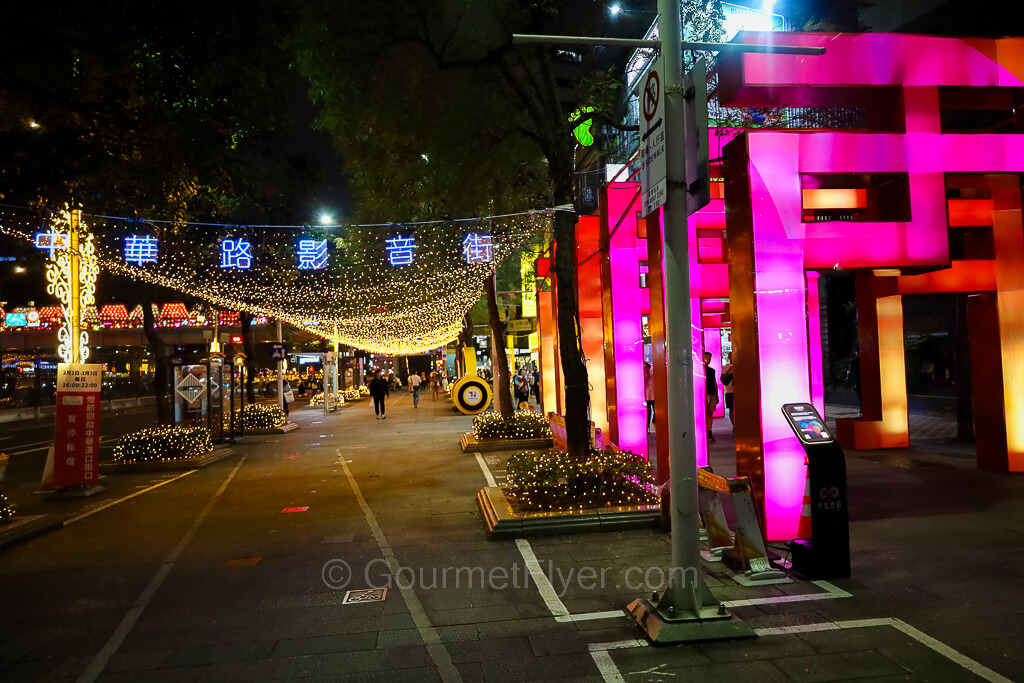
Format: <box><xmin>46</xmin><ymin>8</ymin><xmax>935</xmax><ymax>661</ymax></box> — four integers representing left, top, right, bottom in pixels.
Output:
<box><xmin>0</xmin><ymin>408</ymin><xmax>160</xmax><ymax>498</ymax></box>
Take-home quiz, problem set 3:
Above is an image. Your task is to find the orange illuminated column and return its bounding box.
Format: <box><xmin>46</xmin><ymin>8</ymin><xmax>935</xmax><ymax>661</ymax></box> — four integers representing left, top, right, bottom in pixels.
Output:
<box><xmin>646</xmin><ymin>209</ymin><xmax>671</xmax><ymax>483</ymax></box>
<box><xmin>577</xmin><ymin>216</ymin><xmax>608</xmax><ymax>435</ymax></box>
<box><xmin>835</xmin><ymin>273</ymin><xmax>909</xmax><ymax>449</ymax></box>
<box><xmin>988</xmin><ymin>184</ymin><xmax>1024</xmax><ymax>471</ymax></box>
<box><xmin>536</xmin><ymin>258</ymin><xmax>560</xmax><ymax>416</ymax></box>
<box><xmin>537</xmin><ymin>297</ymin><xmax>558</xmax><ymax>414</ymax></box>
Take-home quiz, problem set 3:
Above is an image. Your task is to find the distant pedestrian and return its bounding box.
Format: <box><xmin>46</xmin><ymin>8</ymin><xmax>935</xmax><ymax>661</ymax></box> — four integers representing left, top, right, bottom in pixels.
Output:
<box><xmin>409</xmin><ymin>372</ymin><xmax>422</xmax><ymax>408</ymax></box>
<box><xmin>430</xmin><ymin>370</ymin><xmax>440</xmax><ymax>400</ymax></box>
<box><xmin>704</xmin><ymin>352</ymin><xmax>718</xmax><ymax>442</ymax></box>
<box><xmin>368</xmin><ymin>370</ymin><xmax>390</xmax><ymax>419</ymax></box>
<box><xmin>721</xmin><ymin>359</ymin><xmax>734</xmax><ymax>433</ymax></box>
<box><xmin>282</xmin><ymin>379</ymin><xmax>293</xmax><ymax>417</ymax></box>
<box><xmin>530</xmin><ymin>364</ymin><xmax>540</xmax><ymax>403</ymax></box>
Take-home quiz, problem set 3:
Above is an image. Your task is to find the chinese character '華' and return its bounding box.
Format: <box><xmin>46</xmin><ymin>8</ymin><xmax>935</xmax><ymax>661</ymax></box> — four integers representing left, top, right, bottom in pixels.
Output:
<box><xmin>124</xmin><ymin>235</ymin><xmax>159</xmax><ymax>265</ymax></box>
<box><xmin>297</xmin><ymin>239</ymin><xmax>328</xmax><ymax>270</ymax></box>
<box><xmin>462</xmin><ymin>233</ymin><xmax>494</xmax><ymax>264</ymax></box>
<box><xmin>386</xmin><ymin>236</ymin><xmax>415</xmax><ymax>267</ymax></box>
<box><xmin>221</xmin><ymin>238</ymin><xmax>253</xmax><ymax>269</ymax></box>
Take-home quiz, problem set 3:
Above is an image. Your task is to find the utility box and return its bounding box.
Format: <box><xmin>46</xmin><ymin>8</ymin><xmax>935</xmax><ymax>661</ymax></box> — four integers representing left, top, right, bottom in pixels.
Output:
<box><xmin>782</xmin><ymin>403</ymin><xmax>851</xmax><ymax>579</ymax></box>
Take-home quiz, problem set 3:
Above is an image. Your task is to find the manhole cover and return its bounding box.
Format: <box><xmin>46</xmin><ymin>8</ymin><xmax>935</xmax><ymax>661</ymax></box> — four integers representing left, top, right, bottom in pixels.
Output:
<box><xmin>343</xmin><ymin>588</ymin><xmax>387</xmax><ymax>604</ymax></box>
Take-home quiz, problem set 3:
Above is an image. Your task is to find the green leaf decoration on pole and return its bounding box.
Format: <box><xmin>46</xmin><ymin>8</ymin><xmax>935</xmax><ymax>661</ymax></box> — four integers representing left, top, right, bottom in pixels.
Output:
<box><xmin>570</xmin><ymin>106</ymin><xmax>596</xmax><ymax>147</ymax></box>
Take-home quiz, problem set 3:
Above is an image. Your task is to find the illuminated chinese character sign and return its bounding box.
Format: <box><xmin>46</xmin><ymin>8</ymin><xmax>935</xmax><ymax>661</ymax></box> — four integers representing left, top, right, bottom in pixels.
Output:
<box><xmin>221</xmin><ymin>238</ymin><xmax>253</xmax><ymax>269</ymax></box>
<box><xmin>124</xmin><ymin>235</ymin><xmax>159</xmax><ymax>265</ymax></box>
<box><xmin>462</xmin><ymin>233</ymin><xmax>493</xmax><ymax>264</ymax></box>
<box><xmin>386</xmin><ymin>236</ymin><xmax>415</xmax><ymax>266</ymax></box>
<box><xmin>53</xmin><ymin>363</ymin><xmax>103</xmax><ymax>487</ymax></box>
<box><xmin>297</xmin><ymin>239</ymin><xmax>328</xmax><ymax>270</ymax></box>
<box><xmin>33</xmin><ymin>231</ymin><xmax>68</xmax><ymax>257</ymax></box>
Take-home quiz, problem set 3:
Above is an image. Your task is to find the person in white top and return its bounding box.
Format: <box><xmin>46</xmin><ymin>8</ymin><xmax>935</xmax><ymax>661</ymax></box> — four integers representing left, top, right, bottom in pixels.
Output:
<box><xmin>408</xmin><ymin>372</ymin><xmax>423</xmax><ymax>408</ymax></box>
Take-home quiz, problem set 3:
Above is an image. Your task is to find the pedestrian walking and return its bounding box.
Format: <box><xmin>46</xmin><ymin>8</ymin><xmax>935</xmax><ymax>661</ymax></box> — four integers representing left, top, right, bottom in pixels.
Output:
<box><xmin>430</xmin><ymin>370</ymin><xmax>440</xmax><ymax>401</ymax></box>
<box><xmin>721</xmin><ymin>358</ymin><xmax>734</xmax><ymax>433</ymax></box>
<box><xmin>704</xmin><ymin>352</ymin><xmax>718</xmax><ymax>442</ymax></box>
<box><xmin>369</xmin><ymin>370</ymin><xmax>390</xmax><ymax>419</ymax></box>
<box><xmin>530</xmin><ymin>364</ymin><xmax>540</xmax><ymax>404</ymax></box>
<box><xmin>408</xmin><ymin>371</ymin><xmax>422</xmax><ymax>408</ymax></box>
<box><xmin>282</xmin><ymin>379</ymin><xmax>293</xmax><ymax>417</ymax></box>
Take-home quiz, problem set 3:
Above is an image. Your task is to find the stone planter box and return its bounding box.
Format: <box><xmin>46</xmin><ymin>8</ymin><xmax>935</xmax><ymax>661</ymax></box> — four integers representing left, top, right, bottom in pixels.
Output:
<box><xmin>460</xmin><ymin>433</ymin><xmax>554</xmax><ymax>453</ymax></box>
<box><xmin>476</xmin><ymin>486</ymin><xmax>660</xmax><ymax>539</ymax></box>
<box><xmin>100</xmin><ymin>447</ymin><xmax>235</xmax><ymax>474</ymax></box>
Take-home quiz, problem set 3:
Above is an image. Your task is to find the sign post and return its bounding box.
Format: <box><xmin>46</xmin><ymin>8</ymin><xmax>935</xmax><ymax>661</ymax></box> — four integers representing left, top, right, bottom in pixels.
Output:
<box><xmin>46</xmin><ymin>363</ymin><xmax>104</xmax><ymax>494</ymax></box>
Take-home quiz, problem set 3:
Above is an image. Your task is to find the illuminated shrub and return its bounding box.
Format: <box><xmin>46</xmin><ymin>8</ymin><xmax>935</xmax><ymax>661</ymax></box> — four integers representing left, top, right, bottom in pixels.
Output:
<box><xmin>504</xmin><ymin>448</ymin><xmax>657</xmax><ymax>512</ymax></box>
<box><xmin>114</xmin><ymin>427</ymin><xmax>213</xmax><ymax>463</ymax></box>
<box><xmin>233</xmin><ymin>404</ymin><xmax>287</xmax><ymax>429</ymax></box>
<box><xmin>473</xmin><ymin>410</ymin><xmax>552</xmax><ymax>440</ymax></box>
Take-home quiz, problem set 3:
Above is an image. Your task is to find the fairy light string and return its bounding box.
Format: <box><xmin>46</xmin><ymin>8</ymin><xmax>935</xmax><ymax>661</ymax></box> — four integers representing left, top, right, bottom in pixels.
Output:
<box><xmin>0</xmin><ymin>206</ymin><xmax>549</xmax><ymax>354</ymax></box>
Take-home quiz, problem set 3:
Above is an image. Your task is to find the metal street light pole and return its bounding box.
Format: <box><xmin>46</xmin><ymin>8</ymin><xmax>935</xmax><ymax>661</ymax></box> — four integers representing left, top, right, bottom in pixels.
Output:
<box><xmin>514</xmin><ymin>7</ymin><xmax>823</xmax><ymax>645</ymax></box>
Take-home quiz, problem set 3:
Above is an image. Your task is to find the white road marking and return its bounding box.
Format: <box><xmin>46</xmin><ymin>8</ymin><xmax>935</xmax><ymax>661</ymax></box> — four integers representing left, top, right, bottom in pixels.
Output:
<box><xmin>754</xmin><ymin>619</ymin><xmax>1013</xmax><ymax>683</ymax></box>
<box><xmin>65</xmin><ymin>471</ymin><xmax>197</xmax><ymax>525</ymax></box>
<box><xmin>474</xmin><ymin>452</ymin><xmax>497</xmax><ymax>488</ymax></box>
<box><xmin>516</xmin><ymin>538</ymin><xmax>570</xmax><ymax>618</ymax></box>
<box><xmin>78</xmin><ymin>455</ymin><xmax>247</xmax><ymax>683</ymax></box>
<box><xmin>338</xmin><ymin>449</ymin><xmax>462</xmax><ymax>683</ymax></box>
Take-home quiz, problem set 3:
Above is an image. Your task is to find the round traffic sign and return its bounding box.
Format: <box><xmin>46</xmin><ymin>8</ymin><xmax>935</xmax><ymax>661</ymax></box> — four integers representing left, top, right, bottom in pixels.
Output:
<box><xmin>642</xmin><ymin>70</ymin><xmax>660</xmax><ymax>122</ymax></box>
<box><xmin>452</xmin><ymin>376</ymin><xmax>492</xmax><ymax>415</ymax></box>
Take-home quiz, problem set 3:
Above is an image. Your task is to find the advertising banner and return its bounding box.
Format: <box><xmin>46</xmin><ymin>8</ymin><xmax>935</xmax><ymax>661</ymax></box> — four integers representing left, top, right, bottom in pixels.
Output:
<box><xmin>54</xmin><ymin>363</ymin><xmax>103</xmax><ymax>487</ymax></box>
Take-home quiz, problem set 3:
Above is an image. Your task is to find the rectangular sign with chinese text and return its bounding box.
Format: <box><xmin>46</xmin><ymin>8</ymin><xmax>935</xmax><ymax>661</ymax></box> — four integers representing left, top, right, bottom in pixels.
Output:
<box><xmin>54</xmin><ymin>363</ymin><xmax>103</xmax><ymax>487</ymax></box>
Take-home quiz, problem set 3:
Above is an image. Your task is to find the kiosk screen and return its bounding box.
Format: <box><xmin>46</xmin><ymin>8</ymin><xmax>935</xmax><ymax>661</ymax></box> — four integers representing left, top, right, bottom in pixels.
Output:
<box><xmin>782</xmin><ymin>403</ymin><xmax>834</xmax><ymax>444</ymax></box>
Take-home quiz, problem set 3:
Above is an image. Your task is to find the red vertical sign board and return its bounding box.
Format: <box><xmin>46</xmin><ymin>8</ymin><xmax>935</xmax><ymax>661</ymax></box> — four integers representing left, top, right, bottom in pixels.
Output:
<box><xmin>54</xmin><ymin>363</ymin><xmax>103</xmax><ymax>487</ymax></box>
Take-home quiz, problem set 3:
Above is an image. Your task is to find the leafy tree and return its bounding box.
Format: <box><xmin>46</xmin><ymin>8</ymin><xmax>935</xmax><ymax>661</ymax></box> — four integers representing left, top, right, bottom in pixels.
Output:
<box><xmin>290</xmin><ymin>0</ymin><xmax>626</xmax><ymax>456</ymax></box>
<box><xmin>1</xmin><ymin>1</ymin><xmax>322</xmax><ymax>424</ymax></box>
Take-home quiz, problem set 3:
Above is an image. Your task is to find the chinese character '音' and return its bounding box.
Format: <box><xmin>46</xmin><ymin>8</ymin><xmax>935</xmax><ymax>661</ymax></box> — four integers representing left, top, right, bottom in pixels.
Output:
<box><xmin>386</xmin><ymin>236</ymin><xmax>415</xmax><ymax>266</ymax></box>
<box><xmin>221</xmin><ymin>238</ymin><xmax>253</xmax><ymax>269</ymax></box>
<box><xmin>462</xmin><ymin>233</ymin><xmax>494</xmax><ymax>264</ymax></box>
<box><xmin>297</xmin><ymin>239</ymin><xmax>328</xmax><ymax>270</ymax></box>
<box><xmin>124</xmin><ymin>235</ymin><xmax>159</xmax><ymax>265</ymax></box>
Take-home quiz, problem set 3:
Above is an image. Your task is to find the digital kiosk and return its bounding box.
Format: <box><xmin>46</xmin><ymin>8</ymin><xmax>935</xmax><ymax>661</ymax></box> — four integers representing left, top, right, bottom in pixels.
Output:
<box><xmin>782</xmin><ymin>403</ymin><xmax>851</xmax><ymax>580</ymax></box>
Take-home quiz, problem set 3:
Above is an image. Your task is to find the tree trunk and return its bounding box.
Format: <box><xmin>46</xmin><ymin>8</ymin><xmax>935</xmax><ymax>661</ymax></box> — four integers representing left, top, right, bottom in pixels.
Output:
<box><xmin>553</xmin><ymin>208</ymin><xmax>591</xmax><ymax>458</ymax></box>
<box><xmin>484</xmin><ymin>275</ymin><xmax>514</xmax><ymax>418</ymax></box>
<box><xmin>141</xmin><ymin>299</ymin><xmax>172</xmax><ymax>426</ymax></box>
<box><xmin>241</xmin><ymin>313</ymin><xmax>256</xmax><ymax>404</ymax></box>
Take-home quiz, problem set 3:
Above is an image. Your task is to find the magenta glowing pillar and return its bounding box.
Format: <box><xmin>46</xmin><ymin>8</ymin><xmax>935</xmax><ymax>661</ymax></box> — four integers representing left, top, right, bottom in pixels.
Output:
<box><xmin>606</xmin><ymin>183</ymin><xmax>648</xmax><ymax>455</ymax></box>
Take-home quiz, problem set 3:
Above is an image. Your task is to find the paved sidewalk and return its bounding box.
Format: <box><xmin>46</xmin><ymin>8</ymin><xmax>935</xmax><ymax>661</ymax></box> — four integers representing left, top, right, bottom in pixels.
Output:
<box><xmin>0</xmin><ymin>392</ymin><xmax>1022</xmax><ymax>681</ymax></box>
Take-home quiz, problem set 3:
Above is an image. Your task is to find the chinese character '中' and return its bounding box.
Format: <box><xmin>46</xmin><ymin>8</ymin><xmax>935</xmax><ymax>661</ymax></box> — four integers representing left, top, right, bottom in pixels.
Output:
<box><xmin>297</xmin><ymin>239</ymin><xmax>328</xmax><ymax>270</ymax></box>
<box><xmin>124</xmin><ymin>235</ymin><xmax>159</xmax><ymax>265</ymax></box>
<box><xmin>462</xmin><ymin>233</ymin><xmax>494</xmax><ymax>264</ymax></box>
<box><xmin>385</xmin><ymin>236</ymin><xmax>415</xmax><ymax>266</ymax></box>
<box><xmin>221</xmin><ymin>238</ymin><xmax>253</xmax><ymax>269</ymax></box>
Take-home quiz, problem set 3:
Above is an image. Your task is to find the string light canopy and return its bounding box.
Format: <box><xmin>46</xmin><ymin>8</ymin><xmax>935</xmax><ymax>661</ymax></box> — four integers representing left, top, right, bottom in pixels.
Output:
<box><xmin>0</xmin><ymin>206</ymin><xmax>548</xmax><ymax>354</ymax></box>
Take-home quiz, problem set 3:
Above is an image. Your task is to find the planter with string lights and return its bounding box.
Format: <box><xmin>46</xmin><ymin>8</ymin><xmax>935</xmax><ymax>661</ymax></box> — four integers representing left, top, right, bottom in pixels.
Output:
<box><xmin>460</xmin><ymin>410</ymin><xmax>554</xmax><ymax>453</ymax></box>
<box><xmin>102</xmin><ymin>426</ymin><xmax>234</xmax><ymax>473</ymax></box>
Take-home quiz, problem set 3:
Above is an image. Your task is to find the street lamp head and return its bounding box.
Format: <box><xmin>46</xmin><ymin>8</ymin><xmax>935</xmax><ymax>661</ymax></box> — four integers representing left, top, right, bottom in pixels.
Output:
<box><xmin>318</xmin><ymin>212</ymin><xmax>334</xmax><ymax>226</ymax></box>
<box><xmin>14</xmin><ymin>266</ymin><xmax>25</xmax><ymax>273</ymax></box>
<box><xmin>609</xmin><ymin>3</ymin><xmax>622</xmax><ymax>16</ymax></box>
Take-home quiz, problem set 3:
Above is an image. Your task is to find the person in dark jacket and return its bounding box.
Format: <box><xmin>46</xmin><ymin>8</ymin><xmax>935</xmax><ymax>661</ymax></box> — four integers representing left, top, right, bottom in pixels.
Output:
<box><xmin>368</xmin><ymin>370</ymin><xmax>390</xmax><ymax>419</ymax></box>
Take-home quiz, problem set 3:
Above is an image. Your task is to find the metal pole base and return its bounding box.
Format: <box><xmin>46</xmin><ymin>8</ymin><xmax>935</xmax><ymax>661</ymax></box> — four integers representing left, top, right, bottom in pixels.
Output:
<box><xmin>626</xmin><ymin>598</ymin><xmax>755</xmax><ymax>645</ymax></box>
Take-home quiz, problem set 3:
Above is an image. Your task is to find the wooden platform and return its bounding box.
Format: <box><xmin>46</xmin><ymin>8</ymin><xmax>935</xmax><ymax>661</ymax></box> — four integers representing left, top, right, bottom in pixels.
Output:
<box><xmin>476</xmin><ymin>486</ymin><xmax>660</xmax><ymax>539</ymax></box>
<box><xmin>460</xmin><ymin>433</ymin><xmax>554</xmax><ymax>453</ymax></box>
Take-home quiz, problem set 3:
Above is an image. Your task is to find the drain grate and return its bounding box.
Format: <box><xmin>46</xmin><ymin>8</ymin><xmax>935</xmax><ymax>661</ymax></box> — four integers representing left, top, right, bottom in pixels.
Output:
<box><xmin>343</xmin><ymin>588</ymin><xmax>387</xmax><ymax>604</ymax></box>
